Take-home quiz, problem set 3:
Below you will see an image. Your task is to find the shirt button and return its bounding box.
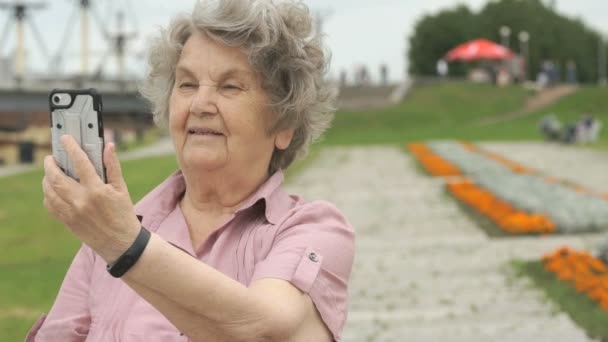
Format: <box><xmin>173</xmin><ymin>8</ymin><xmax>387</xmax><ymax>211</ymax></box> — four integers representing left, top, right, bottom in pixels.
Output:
<box><xmin>309</xmin><ymin>252</ymin><xmax>319</xmax><ymax>262</ymax></box>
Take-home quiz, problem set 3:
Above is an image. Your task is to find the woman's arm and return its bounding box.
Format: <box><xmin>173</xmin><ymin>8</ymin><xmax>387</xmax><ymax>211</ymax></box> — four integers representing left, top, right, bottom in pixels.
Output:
<box><xmin>41</xmin><ymin>136</ymin><xmax>326</xmax><ymax>342</ymax></box>
<box><xmin>122</xmin><ymin>234</ymin><xmax>321</xmax><ymax>342</ymax></box>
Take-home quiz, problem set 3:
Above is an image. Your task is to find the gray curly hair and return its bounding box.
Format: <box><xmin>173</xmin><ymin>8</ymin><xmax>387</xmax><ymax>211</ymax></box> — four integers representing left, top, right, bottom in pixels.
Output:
<box><xmin>139</xmin><ymin>0</ymin><xmax>337</xmax><ymax>174</ymax></box>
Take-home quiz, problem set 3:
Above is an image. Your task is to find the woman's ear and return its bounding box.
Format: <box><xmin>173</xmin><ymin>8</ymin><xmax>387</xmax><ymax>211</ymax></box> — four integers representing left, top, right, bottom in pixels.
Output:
<box><xmin>274</xmin><ymin>129</ymin><xmax>295</xmax><ymax>150</ymax></box>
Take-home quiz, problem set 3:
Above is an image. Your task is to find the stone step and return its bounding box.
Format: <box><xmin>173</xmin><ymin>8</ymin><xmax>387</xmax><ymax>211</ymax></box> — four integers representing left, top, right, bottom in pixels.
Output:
<box><xmin>349</xmin><ymin>283</ymin><xmax>544</xmax><ymax>305</ymax></box>
<box><xmin>351</xmin><ymin>272</ymin><xmax>519</xmax><ymax>292</ymax></box>
<box><xmin>343</xmin><ymin>311</ymin><xmax>589</xmax><ymax>342</ymax></box>
<box><xmin>349</xmin><ymin>295</ymin><xmax>552</xmax><ymax>317</ymax></box>
<box><xmin>342</xmin><ymin>327</ymin><xmax>590</xmax><ymax>342</ymax></box>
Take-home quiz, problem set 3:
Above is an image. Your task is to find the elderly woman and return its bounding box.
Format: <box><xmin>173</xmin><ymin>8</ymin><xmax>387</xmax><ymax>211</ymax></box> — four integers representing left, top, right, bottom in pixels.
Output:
<box><xmin>27</xmin><ymin>0</ymin><xmax>354</xmax><ymax>341</ymax></box>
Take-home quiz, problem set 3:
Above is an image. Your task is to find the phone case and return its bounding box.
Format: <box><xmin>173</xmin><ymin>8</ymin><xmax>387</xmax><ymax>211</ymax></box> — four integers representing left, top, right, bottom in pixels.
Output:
<box><xmin>49</xmin><ymin>89</ymin><xmax>106</xmax><ymax>183</ymax></box>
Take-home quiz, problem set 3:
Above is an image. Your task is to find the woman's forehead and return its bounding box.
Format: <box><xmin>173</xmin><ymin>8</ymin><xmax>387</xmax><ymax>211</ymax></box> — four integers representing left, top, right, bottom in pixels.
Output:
<box><xmin>177</xmin><ymin>32</ymin><xmax>256</xmax><ymax>80</ymax></box>
<box><xmin>175</xmin><ymin>64</ymin><xmax>255</xmax><ymax>81</ymax></box>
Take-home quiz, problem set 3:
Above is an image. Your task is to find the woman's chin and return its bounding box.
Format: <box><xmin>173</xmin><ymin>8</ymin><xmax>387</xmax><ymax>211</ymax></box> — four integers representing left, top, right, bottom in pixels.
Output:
<box><xmin>181</xmin><ymin>151</ymin><xmax>226</xmax><ymax>172</ymax></box>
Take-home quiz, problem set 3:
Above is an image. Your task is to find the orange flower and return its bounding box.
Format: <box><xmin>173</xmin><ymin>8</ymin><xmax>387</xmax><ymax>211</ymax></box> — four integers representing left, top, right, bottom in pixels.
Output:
<box><xmin>574</xmin><ymin>276</ymin><xmax>597</xmax><ymax>293</ymax></box>
<box><xmin>588</xmin><ymin>287</ymin><xmax>605</xmax><ymax>301</ymax></box>
<box><xmin>407</xmin><ymin>143</ymin><xmax>461</xmax><ymax>177</ymax></box>
<box><xmin>446</xmin><ymin>179</ymin><xmax>556</xmax><ymax>234</ymax></box>
<box><xmin>543</xmin><ymin>247</ymin><xmax>608</xmax><ymax>312</ymax></box>
<box><xmin>556</xmin><ymin>268</ymin><xmax>575</xmax><ymax>281</ymax></box>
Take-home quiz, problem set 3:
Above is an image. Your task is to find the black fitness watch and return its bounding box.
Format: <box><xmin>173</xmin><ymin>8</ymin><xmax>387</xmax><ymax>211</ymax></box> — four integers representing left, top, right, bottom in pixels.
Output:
<box><xmin>106</xmin><ymin>226</ymin><xmax>151</xmax><ymax>278</ymax></box>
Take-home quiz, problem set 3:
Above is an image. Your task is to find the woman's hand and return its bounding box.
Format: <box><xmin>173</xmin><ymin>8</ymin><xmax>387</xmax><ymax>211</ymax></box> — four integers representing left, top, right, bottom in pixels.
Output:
<box><xmin>42</xmin><ymin>135</ymin><xmax>141</xmax><ymax>264</ymax></box>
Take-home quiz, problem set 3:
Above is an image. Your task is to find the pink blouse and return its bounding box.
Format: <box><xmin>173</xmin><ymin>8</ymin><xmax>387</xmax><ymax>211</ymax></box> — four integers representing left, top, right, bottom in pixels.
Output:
<box><xmin>26</xmin><ymin>170</ymin><xmax>355</xmax><ymax>341</ymax></box>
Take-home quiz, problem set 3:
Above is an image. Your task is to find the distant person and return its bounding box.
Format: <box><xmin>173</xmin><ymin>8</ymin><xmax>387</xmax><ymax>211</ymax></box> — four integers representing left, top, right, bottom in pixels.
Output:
<box><xmin>539</xmin><ymin>114</ymin><xmax>563</xmax><ymax>141</ymax></box>
<box><xmin>536</xmin><ymin>70</ymin><xmax>549</xmax><ymax>90</ymax></box>
<box><xmin>339</xmin><ymin>69</ymin><xmax>347</xmax><ymax>88</ymax></box>
<box><xmin>487</xmin><ymin>64</ymin><xmax>497</xmax><ymax>85</ymax></box>
<box><xmin>380</xmin><ymin>64</ymin><xmax>388</xmax><ymax>85</ymax></box>
<box><xmin>360</xmin><ymin>65</ymin><xmax>370</xmax><ymax>85</ymax></box>
<box><xmin>562</xmin><ymin>123</ymin><xmax>578</xmax><ymax>144</ymax></box>
<box><xmin>353</xmin><ymin>65</ymin><xmax>365</xmax><ymax>86</ymax></box>
<box><xmin>436</xmin><ymin>59</ymin><xmax>448</xmax><ymax>78</ymax></box>
<box><xmin>554</xmin><ymin>62</ymin><xmax>562</xmax><ymax>84</ymax></box>
<box><xmin>540</xmin><ymin>60</ymin><xmax>559</xmax><ymax>87</ymax></box>
<box><xmin>28</xmin><ymin>0</ymin><xmax>355</xmax><ymax>341</ymax></box>
<box><xmin>497</xmin><ymin>66</ymin><xmax>511</xmax><ymax>86</ymax></box>
<box><xmin>566</xmin><ymin>60</ymin><xmax>578</xmax><ymax>84</ymax></box>
<box><xmin>577</xmin><ymin>113</ymin><xmax>602</xmax><ymax>143</ymax></box>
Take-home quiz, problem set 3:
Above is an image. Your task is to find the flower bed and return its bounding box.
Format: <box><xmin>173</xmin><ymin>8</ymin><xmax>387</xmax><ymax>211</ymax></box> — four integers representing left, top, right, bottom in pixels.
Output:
<box><xmin>407</xmin><ymin>143</ymin><xmax>460</xmax><ymax>177</ymax></box>
<box><xmin>409</xmin><ymin>141</ymin><xmax>608</xmax><ymax>234</ymax></box>
<box><xmin>448</xmin><ymin>179</ymin><xmax>555</xmax><ymax>234</ymax></box>
<box><xmin>543</xmin><ymin>246</ymin><xmax>608</xmax><ymax>311</ymax></box>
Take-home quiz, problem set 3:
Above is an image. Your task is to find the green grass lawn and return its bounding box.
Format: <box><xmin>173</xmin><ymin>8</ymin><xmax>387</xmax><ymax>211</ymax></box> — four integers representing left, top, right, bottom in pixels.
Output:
<box><xmin>513</xmin><ymin>260</ymin><xmax>608</xmax><ymax>340</ymax></box>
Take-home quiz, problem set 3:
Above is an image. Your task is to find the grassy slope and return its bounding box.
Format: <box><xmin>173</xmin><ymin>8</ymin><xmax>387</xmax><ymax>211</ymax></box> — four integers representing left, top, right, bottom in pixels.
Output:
<box><xmin>497</xmin><ymin>86</ymin><xmax>608</xmax><ymax>148</ymax></box>
<box><xmin>325</xmin><ymin>81</ymin><xmax>531</xmax><ymax>145</ymax></box>
<box><xmin>325</xmin><ymin>82</ymin><xmax>608</xmax><ymax>147</ymax></box>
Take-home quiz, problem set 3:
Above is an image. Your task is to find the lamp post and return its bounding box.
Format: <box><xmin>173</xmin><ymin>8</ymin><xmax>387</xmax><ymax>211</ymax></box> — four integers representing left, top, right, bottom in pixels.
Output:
<box><xmin>599</xmin><ymin>32</ymin><xmax>607</xmax><ymax>86</ymax></box>
<box><xmin>499</xmin><ymin>26</ymin><xmax>511</xmax><ymax>48</ymax></box>
<box><xmin>80</xmin><ymin>0</ymin><xmax>90</xmax><ymax>77</ymax></box>
<box><xmin>518</xmin><ymin>31</ymin><xmax>530</xmax><ymax>81</ymax></box>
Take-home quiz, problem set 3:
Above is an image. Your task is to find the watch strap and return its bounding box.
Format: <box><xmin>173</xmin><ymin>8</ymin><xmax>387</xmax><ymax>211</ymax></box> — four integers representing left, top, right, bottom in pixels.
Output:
<box><xmin>106</xmin><ymin>226</ymin><xmax>151</xmax><ymax>278</ymax></box>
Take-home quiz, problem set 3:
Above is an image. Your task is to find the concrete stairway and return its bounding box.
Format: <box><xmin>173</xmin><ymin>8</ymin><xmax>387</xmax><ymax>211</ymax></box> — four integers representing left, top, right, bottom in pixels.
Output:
<box><xmin>286</xmin><ymin>146</ymin><xmax>599</xmax><ymax>342</ymax></box>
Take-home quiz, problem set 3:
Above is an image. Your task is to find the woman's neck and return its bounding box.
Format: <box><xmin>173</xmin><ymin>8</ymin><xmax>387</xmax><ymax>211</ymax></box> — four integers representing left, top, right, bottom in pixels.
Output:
<box><xmin>179</xmin><ymin>164</ymin><xmax>270</xmax><ymax>219</ymax></box>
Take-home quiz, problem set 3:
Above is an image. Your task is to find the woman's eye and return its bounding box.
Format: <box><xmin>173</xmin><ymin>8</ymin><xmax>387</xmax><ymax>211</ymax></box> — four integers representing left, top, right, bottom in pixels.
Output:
<box><xmin>222</xmin><ymin>84</ymin><xmax>242</xmax><ymax>91</ymax></box>
<box><xmin>179</xmin><ymin>82</ymin><xmax>196</xmax><ymax>89</ymax></box>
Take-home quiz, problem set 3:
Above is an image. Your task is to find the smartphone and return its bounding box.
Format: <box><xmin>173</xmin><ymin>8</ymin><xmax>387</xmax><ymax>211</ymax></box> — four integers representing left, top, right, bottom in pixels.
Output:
<box><xmin>49</xmin><ymin>88</ymin><xmax>107</xmax><ymax>183</ymax></box>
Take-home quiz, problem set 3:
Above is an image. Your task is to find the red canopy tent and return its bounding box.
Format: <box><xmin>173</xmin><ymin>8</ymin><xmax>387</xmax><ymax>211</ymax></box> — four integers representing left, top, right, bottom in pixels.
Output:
<box><xmin>445</xmin><ymin>38</ymin><xmax>514</xmax><ymax>62</ymax></box>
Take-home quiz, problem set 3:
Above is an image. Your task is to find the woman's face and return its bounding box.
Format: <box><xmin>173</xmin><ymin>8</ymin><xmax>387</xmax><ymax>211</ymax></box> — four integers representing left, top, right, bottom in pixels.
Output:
<box><xmin>169</xmin><ymin>31</ymin><xmax>292</xmax><ymax>174</ymax></box>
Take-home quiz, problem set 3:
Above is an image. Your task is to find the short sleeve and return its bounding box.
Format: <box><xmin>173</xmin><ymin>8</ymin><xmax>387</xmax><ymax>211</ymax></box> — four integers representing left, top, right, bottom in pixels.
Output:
<box><xmin>27</xmin><ymin>244</ymin><xmax>95</xmax><ymax>341</ymax></box>
<box><xmin>250</xmin><ymin>200</ymin><xmax>355</xmax><ymax>341</ymax></box>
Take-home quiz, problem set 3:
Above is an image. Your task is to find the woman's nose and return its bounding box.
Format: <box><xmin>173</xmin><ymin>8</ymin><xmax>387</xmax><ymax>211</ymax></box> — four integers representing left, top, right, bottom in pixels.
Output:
<box><xmin>190</xmin><ymin>85</ymin><xmax>219</xmax><ymax>116</ymax></box>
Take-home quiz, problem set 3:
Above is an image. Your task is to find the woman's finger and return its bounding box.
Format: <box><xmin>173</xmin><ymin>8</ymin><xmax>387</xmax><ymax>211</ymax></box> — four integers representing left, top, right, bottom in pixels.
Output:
<box><xmin>61</xmin><ymin>135</ymin><xmax>103</xmax><ymax>186</ymax></box>
<box><xmin>42</xmin><ymin>175</ymin><xmax>72</xmax><ymax>221</ymax></box>
<box><xmin>103</xmin><ymin>142</ymin><xmax>128</xmax><ymax>192</ymax></box>
<box><xmin>44</xmin><ymin>155</ymin><xmax>80</xmax><ymax>203</ymax></box>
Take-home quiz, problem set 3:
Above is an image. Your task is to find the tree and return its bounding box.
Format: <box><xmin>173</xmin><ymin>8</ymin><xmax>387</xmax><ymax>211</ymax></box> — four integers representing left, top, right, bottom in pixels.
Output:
<box><xmin>408</xmin><ymin>5</ymin><xmax>477</xmax><ymax>77</ymax></box>
<box><xmin>408</xmin><ymin>0</ymin><xmax>606</xmax><ymax>83</ymax></box>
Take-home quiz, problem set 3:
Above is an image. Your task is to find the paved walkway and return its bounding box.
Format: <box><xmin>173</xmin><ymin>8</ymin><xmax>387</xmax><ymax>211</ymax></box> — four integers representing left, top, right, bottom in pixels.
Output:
<box><xmin>477</xmin><ymin>85</ymin><xmax>579</xmax><ymax>126</ymax></box>
<box><xmin>0</xmin><ymin>138</ymin><xmax>175</xmax><ymax>179</ymax></box>
<box><xmin>118</xmin><ymin>137</ymin><xmax>174</xmax><ymax>161</ymax></box>
<box><xmin>286</xmin><ymin>146</ymin><xmax>602</xmax><ymax>342</ymax></box>
<box><xmin>0</xmin><ymin>164</ymin><xmax>35</xmax><ymax>178</ymax></box>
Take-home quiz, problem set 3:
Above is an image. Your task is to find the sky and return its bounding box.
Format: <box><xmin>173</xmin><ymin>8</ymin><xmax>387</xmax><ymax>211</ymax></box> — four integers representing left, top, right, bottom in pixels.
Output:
<box><xmin>1</xmin><ymin>0</ymin><xmax>607</xmax><ymax>83</ymax></box>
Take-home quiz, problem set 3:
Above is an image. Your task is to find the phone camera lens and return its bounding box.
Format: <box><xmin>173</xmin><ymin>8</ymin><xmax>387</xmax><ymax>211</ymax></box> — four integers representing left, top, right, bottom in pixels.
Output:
<box><xmin>52</xmin><ymin>95</ymin><xmax>60</xmax><ymax>104</ymax></box>
<box><xmin>56</xmin><ymin>123</ymin><xmax>62</xmax><ymax>129</ymax></box>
